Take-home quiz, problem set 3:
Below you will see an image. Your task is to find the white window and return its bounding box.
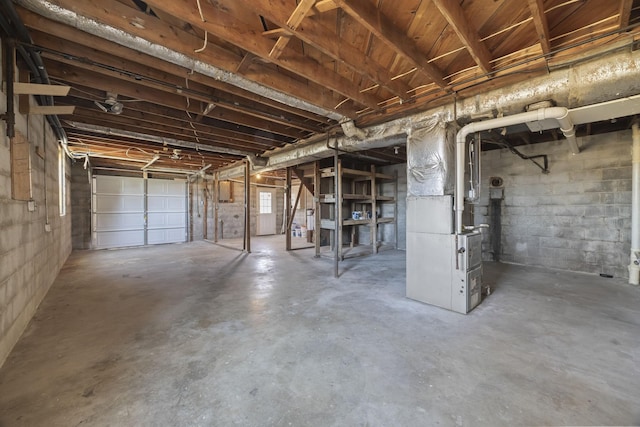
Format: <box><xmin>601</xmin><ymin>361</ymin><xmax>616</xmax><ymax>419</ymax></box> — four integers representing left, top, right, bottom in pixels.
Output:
<box><xmin>259</xmin><ymin>191</ymin><xmax>272</xmax><ymax>214</ymax></box>
<box><xmin>58</xmin><ymin>145</ymin><xmax>66</xmax><ymax>216</ymax></box>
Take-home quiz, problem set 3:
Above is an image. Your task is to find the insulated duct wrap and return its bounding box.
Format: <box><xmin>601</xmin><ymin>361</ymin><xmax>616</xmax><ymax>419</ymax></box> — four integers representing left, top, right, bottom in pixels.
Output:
<box><xmin>407</xmin><ymin>117</ymin><xmax>456</xmax><ymax>196</ymax></box>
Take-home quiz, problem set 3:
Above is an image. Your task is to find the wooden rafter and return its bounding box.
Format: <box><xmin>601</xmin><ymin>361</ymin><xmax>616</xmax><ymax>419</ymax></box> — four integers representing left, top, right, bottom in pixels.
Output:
<box><xmin>20</xmin><ymin>10</ymin><xmax>329</xmax><ymax>125</ymax></box>
<box><xmin>311</xmin><ymin>0</ymin><xmax>338</xmax><ymax>16</ymax></box>
<box><xmin>269</xmin><ymin>0</ymin><xmax>316</xmax><ymax>59</ymax></box>
<box><xmin>44</xmin><ymin>61</ymin><xmax>309</xmax><ymax>140</ymax></box>
<box><xmin>332</xmin><ymin>0</ymin><xmax>447</xmax><ymax>88</ymax></box>
<box><xmin>619</xmin><ymin>0</ymin><xmax>633</xmax><ymax>29</ymax></box>
<box><xmin>527</xmin><ymin>0</ymin><xmax>551</xmax><ymax>55</ymax></box>
<box><xmin>431</xmin><ymin>0</ymin><xmax>493</xmax><ymax>74</ymax></box>
<box><xmin>141</xmin><ymin>0</ymin><xmax>381</xmax><ymax>110</ymax></box>
<box><xmin>249</xmin><ymin>0</ymin><xmax>412</xmax><ymax>101</ymax></box>
<box><xmin>23</xmin><ymin>0</ymin><xmax>359</xmax><ymax>118</ymax></box>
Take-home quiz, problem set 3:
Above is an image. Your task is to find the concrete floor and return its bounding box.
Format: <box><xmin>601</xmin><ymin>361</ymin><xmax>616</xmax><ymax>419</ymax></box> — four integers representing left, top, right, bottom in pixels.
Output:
<box><xmin>0</xmin><ymin>237</ymin><xmax>639</xmax><ymax>426</ymax></box>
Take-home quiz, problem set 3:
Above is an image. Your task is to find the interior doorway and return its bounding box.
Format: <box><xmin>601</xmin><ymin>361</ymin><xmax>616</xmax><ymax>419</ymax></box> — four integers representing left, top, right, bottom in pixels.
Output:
<box><xmin>257</xmin><ymin>187</ymin><xmax>277</xmax><ymax>235</ymax></box>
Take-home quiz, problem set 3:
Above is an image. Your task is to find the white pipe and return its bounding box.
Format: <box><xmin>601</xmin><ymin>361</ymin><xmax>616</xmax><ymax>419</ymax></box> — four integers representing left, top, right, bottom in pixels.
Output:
<box><xmin>455</xmin><ymin>107</ymin><xmax>578</xmax><ymax>234</ymax></box>
<box><xmin>629</xmin><ymin>122</ymin><xmax>640</xmax><ymax>285</ymax></box>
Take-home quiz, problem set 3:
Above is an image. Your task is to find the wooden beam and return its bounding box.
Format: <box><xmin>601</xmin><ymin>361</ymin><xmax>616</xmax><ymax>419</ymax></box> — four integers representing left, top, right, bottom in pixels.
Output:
<box><xmin>431</xmin><ymin>0</ymin><xmax>493</xmax><ymax>74</ymax></box>
<box><xmin>527</xmin><ymin>0</ymin><xmax>551</xmax><ymax>55</ymax></box>
<box><xmin>34</xmin><ymin>41</ymin><xmax>323</xmax><ymax>134</ymax></box>
<box><xmin>13</xmin><ymin>82</ymin><xmax>70</xmax><ymax>96</ymax></box>
<box><xmin>332</xmin><ymin>0</ymin><xmax>447</xmax><ymax>88</ymax></box>
<box><xmin>245</xmin><ymin>0</ymin><xmax>412</xmax><ymax>101</ymax></box>
<box><xmin>619</xmin><ymin>0</ymin><xmax>633</xmax><ymax>29</ymax></box>
<box><xmin>18</xmin><ymin>1</ymin><xmax>359</xmax><ymax>118</ymax></box>
<box><xmin>19</xmin><ymin>8</ymin><xmax>332</xmax><ymax>124</ymax></box>
<box><xmin>262</xmin><ymin>28</ymin><xmax>290</xmax><ymax>39</ymax></box>
<box><xmin>311</xmin><ymin>0</ymin><xmax>338</xmax><ymax>15</ymax></box>
<box><xmin>269</xmin><ymin>0</ymin><xmax>316</xmax><ymax>59</ymax></box>
<box><xmin>27</xmin><ymin>105</ymin><xmax>76</xmax><ymax>115</ymax></box>
<box><xmin>285</xmin><ymin>167</ymin><xmax>292</xmax><ymax>251</ymax></box>
<box><xmin>142</xmin><ymin>0</ymin><xmax>381</xmax><ymax>109</ymax></box>
<box><xmin>43</xmin><ymin>59</ymin><xmax>309</xmax><ymax>139</ymax></box>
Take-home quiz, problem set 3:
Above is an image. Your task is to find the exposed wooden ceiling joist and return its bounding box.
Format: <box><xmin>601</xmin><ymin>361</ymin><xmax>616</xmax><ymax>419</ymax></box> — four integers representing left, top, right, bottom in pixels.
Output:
<box><xmin>332</xmin><ymin>0</ymin><xmax>447</xmax><ymax>89</ymax></box>
<box><xmin>141</xmin><ymin>0</ymin><xmax>382</xmax><ymax>110</ymax></box>
<box><xmin>269</xmin><ymin>0</ymin><xmax>316</xmax><ymax>59</ymax></box>
<box><xmin>527</xmin><ymin>0</ymin><xmax>552</xmax><ymax>55</ymax></box>
<box><xmin>619</xmin><ymin>0</ymin><xmax>634</xmax><ymax>28</ymax></box>
<box><xmin>249</xmin><ymin>0</ymin><xmax>413</xmax><ymax>101</ymax></box>
<box><xmin>431</xmin><ymin>0</ymin><xmax>494</xmax><ymax>74</ymax></box>
<box><xmin>6</xmin><ymin>0</ymin><xmax>634</xmax><ymax>174</ymax></box>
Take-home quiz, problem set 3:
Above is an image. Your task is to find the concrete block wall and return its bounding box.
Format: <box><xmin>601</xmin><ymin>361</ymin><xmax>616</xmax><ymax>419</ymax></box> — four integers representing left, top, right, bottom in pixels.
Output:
<box><xmin>473</xmin><ymin>130</ymin><xmax>632</xmax><ymax>278</ymax></box>
<box><xmin>0</xmin><ymin>89</ymin><xmax>72</xmax><ymax>366</ymax></box>
<box><xmin>70</xmin><ymin>162</ymin><xmax>91</xmax><ymax>249</ymax></box>
<box><xmin>190</xmin><ymin>178</ymin><xmax>285</xmax><ymax>241</ymax></box>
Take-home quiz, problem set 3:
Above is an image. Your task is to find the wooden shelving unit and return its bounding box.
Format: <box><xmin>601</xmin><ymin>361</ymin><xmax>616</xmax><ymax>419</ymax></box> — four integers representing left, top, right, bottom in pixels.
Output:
<box><xmin>315</xmin><ymin>159</ymin><xmax>397</xmax><ymax>260</ymax></box>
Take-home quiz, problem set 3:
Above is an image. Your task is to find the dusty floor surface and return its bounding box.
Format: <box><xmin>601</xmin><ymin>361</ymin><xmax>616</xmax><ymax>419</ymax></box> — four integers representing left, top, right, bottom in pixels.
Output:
<box><xmin>0</xmin><ymin>237</ymin><xmax>639</xmax><ymax>426</ymax></box>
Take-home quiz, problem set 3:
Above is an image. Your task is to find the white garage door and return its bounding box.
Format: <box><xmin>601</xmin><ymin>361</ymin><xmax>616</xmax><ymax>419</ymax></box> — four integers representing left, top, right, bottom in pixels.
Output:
<box><xmin>147</xmin><ymin>178</ymin><xmax>187</xmax><ymax>244</ymax></box>
<box><xmin>92</xmin><ymin>175</ymin><xmax>186</xmax><ymax>249</ymax></box>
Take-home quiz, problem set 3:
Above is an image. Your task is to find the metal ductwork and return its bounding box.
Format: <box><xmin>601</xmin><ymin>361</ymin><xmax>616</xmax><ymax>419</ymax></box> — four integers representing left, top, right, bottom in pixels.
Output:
<box><xmin>339</xmin><ymin>118</ymin><xmax>367</xmax><ymax>140</ymax></box>
<box><xmin>14</xmin><ymin>0</ymin><xmax>346</xmax><ymax>122</ymax></box>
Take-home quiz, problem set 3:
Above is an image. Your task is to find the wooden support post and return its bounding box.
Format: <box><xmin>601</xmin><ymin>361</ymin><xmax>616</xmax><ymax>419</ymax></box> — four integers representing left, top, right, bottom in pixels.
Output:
<box><xmin>371</xmin><ymin>165</ymin><xmax>378</xmax><ymax>254</ymax></box>
<box><xmin>314</xmin><ymin>161</ymin><xmax>321</xmax><ymax>257</ymax></box>
<box><xmin>203</xmin><ymin>179</ymin><xmax>208</xmax><ymax>240</ymax></box>
<box><xmin>214</xmin><ymin>172</ymin><xmax>219</xmax><ymax>242</ymax></box>
<box><xmin>244</xmin><ymin>161</ymin><xmax>251</xmax><ymax>253</ymax></box>
<box><xmin>394</xmin><ymin>169</ymin><xmax>399</xmax><ymax>250</ymax></box>
<box><xmin>285</xmin><ymin>167</ymin><xmax>292</xmax><ymax>251</ymax></box>
<box><xmin>334</xmin><ymin>149</ymin><xmax>340</xmax><ymax>277</ymax></box>
<box><xmin>336</xmin><ymin>158</ymin><xmax>343</xmax><ymax>264</ymax></box>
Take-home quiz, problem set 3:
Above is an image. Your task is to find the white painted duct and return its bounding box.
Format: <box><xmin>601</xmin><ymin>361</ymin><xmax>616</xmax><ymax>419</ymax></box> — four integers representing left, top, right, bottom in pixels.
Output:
<box><xmin>629</xmin><ymin>122</ymin><xmax>640</xmax><ymax>285</ymax></box>
<box><xmin>454</xmin><ymin>107</ymin><xmax>577</xmax><ymax>234</ymax></box>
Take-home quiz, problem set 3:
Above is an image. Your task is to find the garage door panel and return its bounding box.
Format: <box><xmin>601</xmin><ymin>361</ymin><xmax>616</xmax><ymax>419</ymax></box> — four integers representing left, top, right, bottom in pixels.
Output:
<box><xmin>147</xmin><ymin>212</ymin><xmax>186</xmax><ymax>228</ymax></box>
<box><xmin>93</xmin><ymin>176</ymin><xmax>186</xmax><ymax>249</ymax></box>
<box><xmin>95</xmin><ymin>175</ymin><xmax>144</xmax><ymax>195</ymax></box>
<box><xmin>148</xmin><ymin>228</ymin><xmax>185</xmax><ymax>244</ymax></box>
<box><xmin>94</xmin><ymin>194</ymin><xmax>145</xmax><ymax>213</ymax></box>
<box><xmin>147</xmin><ymin>196</ymin><xmax>185</xmax><ymax>212</ymax></box>
<box><xmin>95</xmin><ymin>230</ymin><xmax>145</xmax><ymax>248</ymax></box>
<box><xmin>148</xmin><ymin>179</ymin><xmax>185</xmax><ymax>196</ymax></box>
<box><xmin>94</xmin><ymin>212</ymin><xmax>145</xmax><ymax>231</ymax></box>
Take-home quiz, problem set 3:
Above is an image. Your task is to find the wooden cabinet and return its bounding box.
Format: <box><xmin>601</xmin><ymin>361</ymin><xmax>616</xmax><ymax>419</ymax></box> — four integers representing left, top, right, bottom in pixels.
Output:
<box><xmin>315</xmin><ymin>159</ymin><xmax>397</xmax><ymax>259</ymax></box>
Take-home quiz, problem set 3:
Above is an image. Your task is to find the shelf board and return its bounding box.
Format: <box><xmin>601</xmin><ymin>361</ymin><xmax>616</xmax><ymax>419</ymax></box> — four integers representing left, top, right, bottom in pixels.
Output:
<box><xmin>320</xmin><ymin>193</ymin><xmax>379</xmax><ymax>203</ymax></box>
<box><xmin>320</xmin><ymin>217</ymin><xmax>394</xmax><ymax>229</ymax></box>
